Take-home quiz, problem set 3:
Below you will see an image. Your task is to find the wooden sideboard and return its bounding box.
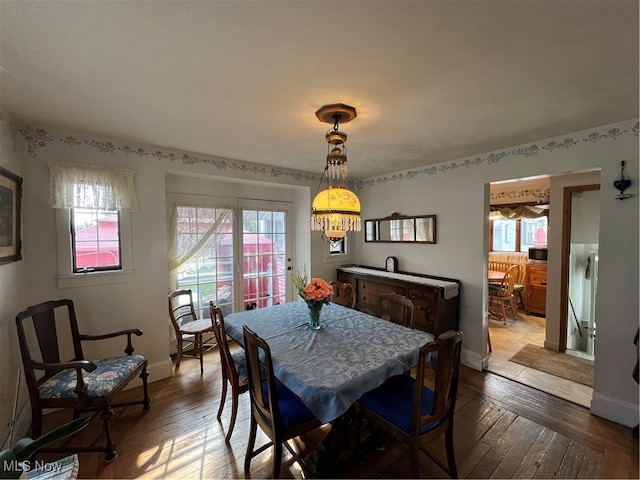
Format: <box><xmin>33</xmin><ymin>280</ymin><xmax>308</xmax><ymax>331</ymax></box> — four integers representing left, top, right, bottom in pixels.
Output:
<box><xmin>525</xmin><ymin>262</ymin><xmax>547</xmax><ymax>315</ymax></box>
<box><xmin>336</xmin><ymin>266</ymin><xmax>461</xmax><ymax>337</ymax></box>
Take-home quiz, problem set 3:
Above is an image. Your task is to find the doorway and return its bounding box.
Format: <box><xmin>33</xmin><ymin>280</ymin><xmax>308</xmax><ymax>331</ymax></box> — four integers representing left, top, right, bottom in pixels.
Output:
<box><xmin>485</xmin><ymin>177</ymin><xmax>596</xmax><ymax>408</ymax></box>
<box><xmin>560</xmin><ymin>185</ymin><xmax>600</xmax><ymax>356</ymax></box>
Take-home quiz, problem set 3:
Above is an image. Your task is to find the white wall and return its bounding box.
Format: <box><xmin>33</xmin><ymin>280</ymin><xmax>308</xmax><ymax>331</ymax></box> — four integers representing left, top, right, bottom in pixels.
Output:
<box><xmin>0</xmin><ymin>112</ymin><xmax>32</xmax><ymax>447</ymax></box>
<box><xmin>353</xmin><ymin>119</ymin><xmax>639</xmax><ymax>427</ymax></box>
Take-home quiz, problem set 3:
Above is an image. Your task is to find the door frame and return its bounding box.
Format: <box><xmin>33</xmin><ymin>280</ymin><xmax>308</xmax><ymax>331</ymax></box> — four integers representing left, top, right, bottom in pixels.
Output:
<box><xmin>559</xmin><ymin>183</ymin><xmax>600</xmax><ymax>352</ymax></box>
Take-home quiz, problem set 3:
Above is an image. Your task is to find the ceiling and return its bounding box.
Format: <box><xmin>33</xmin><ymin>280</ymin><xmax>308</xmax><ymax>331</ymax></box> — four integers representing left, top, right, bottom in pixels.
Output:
<box><xmin>1</xmin><ymin>1</ymin><xmax>638</xmax><ymax>179</ymax></box>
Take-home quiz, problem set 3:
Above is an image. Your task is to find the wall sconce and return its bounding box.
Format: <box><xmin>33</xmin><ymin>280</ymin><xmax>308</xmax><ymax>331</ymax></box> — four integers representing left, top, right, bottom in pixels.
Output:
<box><xmin>613</xmin><ymin>160</ymin><xmax>632</xmax><ymax>200</ymax></box>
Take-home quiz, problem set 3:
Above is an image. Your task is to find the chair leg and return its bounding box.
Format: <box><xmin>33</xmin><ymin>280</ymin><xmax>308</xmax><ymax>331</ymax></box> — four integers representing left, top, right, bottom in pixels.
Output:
<box><xmin>217</xmin><ymin>377</ymin><xmax>228</xmax><ymax>420</ymax></box>
<box><xmin>140</xmin><ymin>364</ymin><xmax>151</xmax><ymax>410</ymax></box>
<box><xmin>487</xmin><ymin>327</ymin><xmax>492</xmax><ymax>353</ymax></box>
<box><xmin>244</xmin><ymin>416</ymin><xmax>258</xmax><ymax>474</ymax></box>
<box><xmin>197</xmin><ymin>333</ymin><xmax>204</xmax><ymax>374</ymax></box>
<box><xmin>100</xmin><ymin>406</ymin><xmax>117</xmax><ymax>462</ymax></box>
<box><xmin>510</xmin><ymin>297</ymin><xmax>518</xmax><ymax>319</ymax></box>
<box><xmin>409</xmin><ymin>444</ymin><xmax>420</xmax><ymax>478</ymax></box>
<box><xmin>175</xmin><ymin>337</ymin><xmax>183</xmax><ymax>368</ymax></box>
<box><xmin>445</xmin><ymin>424</ymin><xmax>458</xmax><ymax>479</ymax></box>
<box><xmin>30</xmin><ymin>407</ymin><xmax>42</xmax><ymax>438</ymax></box>
<box><xmin>225</xmin><ymin>384</ymin><xmax>239</xmax><ymax>443</ymax></box>
<box><xmin>501</xmin><ymin>302</ymin><xmax>507</xmax><ymax>325</ymax></box>
<box><xmin>271</xmin><ymin>441</ymin><xmax>283</xmax><ymax>479</ymax></box>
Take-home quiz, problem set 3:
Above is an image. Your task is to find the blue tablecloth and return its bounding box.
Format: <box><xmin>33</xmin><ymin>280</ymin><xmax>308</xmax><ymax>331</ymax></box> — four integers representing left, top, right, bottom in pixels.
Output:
<box><xmin>225</xmin><ymin>301</ymin><xmax>433</xmax><ymax>424</ymax></box>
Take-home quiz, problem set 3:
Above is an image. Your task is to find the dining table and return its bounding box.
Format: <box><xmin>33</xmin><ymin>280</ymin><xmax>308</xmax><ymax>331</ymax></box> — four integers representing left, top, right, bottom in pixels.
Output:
<box><xmin>488</xmin><ymin>269</ymin><xmax>506</xmax><ymax>283</ymax></box>
<box><xmin>224</xmin><ymin>300</ymin><xmax>434</xmax><ymax>425</ymax></box>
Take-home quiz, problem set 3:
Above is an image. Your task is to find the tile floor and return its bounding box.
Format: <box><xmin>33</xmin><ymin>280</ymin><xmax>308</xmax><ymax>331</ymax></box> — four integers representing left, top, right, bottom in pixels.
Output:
<box><xmin>486</xmin><ymin>310</ymin><xmax>593</xmax><ymax>408</ymax></box>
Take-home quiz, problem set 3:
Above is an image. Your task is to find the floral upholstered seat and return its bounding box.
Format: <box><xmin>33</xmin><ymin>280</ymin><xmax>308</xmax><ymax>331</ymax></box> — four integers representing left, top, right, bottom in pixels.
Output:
<box><xmin>39</xmin><ymin>355</ymin><xmax>147</xmax><ymax>399</ymax></box>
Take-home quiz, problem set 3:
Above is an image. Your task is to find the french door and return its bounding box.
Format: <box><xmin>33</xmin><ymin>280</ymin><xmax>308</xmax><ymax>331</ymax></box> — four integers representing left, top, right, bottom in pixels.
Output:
<box><xmin>238</xmin><ymin>200</ymin><xmax>292</xmax><ymax>310</ymax></box>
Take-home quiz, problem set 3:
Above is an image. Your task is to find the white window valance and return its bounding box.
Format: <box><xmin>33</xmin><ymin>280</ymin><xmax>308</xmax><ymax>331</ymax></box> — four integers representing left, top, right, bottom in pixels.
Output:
<box><xmin>49</xmin><ymin>161</ymin><xmax>139</xmax><ymax>212</ymax></box>
<box><xmin>489</xmin><ymin>205</ymin><xmax>548</xmax><ymax>220</ymax></box>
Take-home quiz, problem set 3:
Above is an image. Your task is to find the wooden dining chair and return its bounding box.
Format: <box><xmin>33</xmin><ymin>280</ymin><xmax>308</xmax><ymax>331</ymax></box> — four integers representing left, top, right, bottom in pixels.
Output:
<box><xmin>488</xmin><ymin>264</ymin><xmax>520</xmax><ymax>324</ymax></box>
<box><xmin>512</xmin><ymin>265</ymin><xmax>527</xmax><ymax>312</ymax></box>
<box><xmin>209</xmin><ymin>302</ymin><xmax>249</xmax><ymax>443</ymax></box>
<box><xmin>378</xmin><ymin>293</ymin><xmax>415</xmax><ymax>328</ymax></box>
<box><xmin>15</xmin><ymin>299</ymin><xmax>151</xmax><ymax>462</ymax></box>
<box><xmin>168</xmin><ymin>289</ymin><xmax>215</xmax><ymax>374</ymax></box>
<box><xmin>329</xmin><ymin>281</ymin><xmax>357</xmax><ymax>309</ymax></box>
<box><xmin>242</xmin><ymin>325</ymin><xmax>323</xmax><ymax>479</ymax></box>
<box><xmin>356</xmin><ymin>330</ymin><xmax>463</xmax><ymax>478</ymax></box>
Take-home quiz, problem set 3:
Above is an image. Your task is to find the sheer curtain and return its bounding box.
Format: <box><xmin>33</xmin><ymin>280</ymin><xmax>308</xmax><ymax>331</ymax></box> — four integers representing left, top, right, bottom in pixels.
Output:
<box><xmin>489</xmin><ymin>205</ymin><xmax>547</xmax><ymax>220</ymax></box>
<box><xmin>167</xmin><ymin>205</ymin><xmax>234</xmax><ymax>290</ymax></box>
<box><xmin>49</xmin><ymin>161</ymin><xmax>139</xmax><ymax>211</ymax></box>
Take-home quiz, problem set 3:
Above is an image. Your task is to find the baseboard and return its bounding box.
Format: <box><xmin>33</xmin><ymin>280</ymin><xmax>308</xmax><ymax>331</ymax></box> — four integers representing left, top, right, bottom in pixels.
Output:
<box><xmin>124</xmin><ymin>358</ymin><xmax>173</xmax><ymax>390</ymax></box>
<box><xmin>543</xmin><ymin>339</ymin><xmax>560</xmax><ymax>350</ymax></box>
<box><xmin>461</xmin><ymin>347</ymin><xmax>484</xmax><ymax>372</ymax></box>
<box><xmin>590</xmin><ymin>391</ymin><xmax>639</xmax><ymax>428</ymax></box>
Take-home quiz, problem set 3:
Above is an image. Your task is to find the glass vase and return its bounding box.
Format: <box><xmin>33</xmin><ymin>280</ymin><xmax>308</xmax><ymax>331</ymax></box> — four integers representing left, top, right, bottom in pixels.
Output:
<box><xmin>308</xmin><ymin>307</ymin><xmax>322</xmax><ymax>330</ymax></box>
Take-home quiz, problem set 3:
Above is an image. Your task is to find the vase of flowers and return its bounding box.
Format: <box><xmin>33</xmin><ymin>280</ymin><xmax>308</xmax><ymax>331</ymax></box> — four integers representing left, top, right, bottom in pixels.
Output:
<box><xmin>292</xmin><ymin>266</ymin><xmax>333</xmax><ymax>330</ymax></box>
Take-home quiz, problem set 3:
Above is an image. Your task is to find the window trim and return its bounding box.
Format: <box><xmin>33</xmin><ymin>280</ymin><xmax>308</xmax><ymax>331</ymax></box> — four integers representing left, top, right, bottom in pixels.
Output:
<box><xmin>56</xmin><ymin>208</ymin><xmax>134</xmax><ymax>288</ymax></box>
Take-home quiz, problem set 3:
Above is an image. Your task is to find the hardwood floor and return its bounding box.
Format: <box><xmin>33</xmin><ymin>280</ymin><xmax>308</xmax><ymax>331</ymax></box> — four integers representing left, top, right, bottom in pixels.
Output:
<box><xmin>39</xmin><ymin>346</ymin><xmax>638</xmax><ymax>479</ymax></box>
<box><xmin>487</xmin><ymin>309</ymin><xmax>593</xmax><ymax>407</ymax></box>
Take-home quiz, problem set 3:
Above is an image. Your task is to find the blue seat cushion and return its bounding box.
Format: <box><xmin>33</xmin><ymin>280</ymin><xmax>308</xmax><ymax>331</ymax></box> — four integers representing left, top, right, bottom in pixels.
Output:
<box><xmin>358</xmin><ymin>373</ymin><xmax>441</xmax><ymax>434</ymax></box>
<box><xmin>261</xmin><ymin>380</ymin><xmax>317</xmax><ymax>429</ymax></box>
<box><xmin>39</xmin><ymin>355</ymin><xmax>146</xmax><ymax>399</ymax></box>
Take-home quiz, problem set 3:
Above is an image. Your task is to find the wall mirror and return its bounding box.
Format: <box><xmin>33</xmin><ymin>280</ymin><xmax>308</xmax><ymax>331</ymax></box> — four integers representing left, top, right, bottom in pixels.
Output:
<box><xmin>364</xmin><ymin>213</ymin><xmax>436</xmax><ymax>243</ymax></box>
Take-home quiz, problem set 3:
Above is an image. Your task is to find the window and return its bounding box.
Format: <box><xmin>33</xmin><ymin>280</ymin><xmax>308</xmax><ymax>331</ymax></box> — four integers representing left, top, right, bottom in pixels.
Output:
<box><xmin>490</xmin><ymin>204</ymin><xmax>548</xmax><ymax>252</ymax></box>
<box><xmin>241</xmin><ymin>207</ymin><xmax>288</xmax><ymax>309</ymax></box>
<box><xmin>329</xmin><ymin>238</ymin><xmax>346</xmax><ymax>255</ymax></box>
<box><xmin>71</xmin><ymin>208</ymin><xmax>121</xmax><ymax>272</ymax></box>
<box><xmin>521</xmin><ymin>216</ymin><xmax>548</xmax><ymax>251</ymax></box>
<box><xmin>50</xmin><ymin>162</ymin><xmax>138</xmax><ymax>287</ymax></box>
<box><xmin>325</xmin><ymin>234</ymin><xmax>353</xmax><ymax>263</ymax></box>
<box><xmin>169</xmin><ymin>206</ymin><xmax>235</xmax><ymax>318</ymax></box>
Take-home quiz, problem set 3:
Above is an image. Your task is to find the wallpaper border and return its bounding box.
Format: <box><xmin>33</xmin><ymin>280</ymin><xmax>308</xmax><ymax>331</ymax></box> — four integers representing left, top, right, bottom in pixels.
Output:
<box><xmin>2</xmin><ymin>114</ymin><xmax>637</xmax><ymax>191</ymax></box>
<box><xmin>354</xmin><ymin>121</ymin><xmax>639</xmax><ymax>190</ymax></box>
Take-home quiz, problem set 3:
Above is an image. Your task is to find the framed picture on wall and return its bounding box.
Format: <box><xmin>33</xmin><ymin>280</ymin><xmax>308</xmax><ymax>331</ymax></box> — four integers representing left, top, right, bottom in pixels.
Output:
<box><xmin>0</xmin><ymin>165</ymin><xmax>23</xmax><ymax>264</ymax></box>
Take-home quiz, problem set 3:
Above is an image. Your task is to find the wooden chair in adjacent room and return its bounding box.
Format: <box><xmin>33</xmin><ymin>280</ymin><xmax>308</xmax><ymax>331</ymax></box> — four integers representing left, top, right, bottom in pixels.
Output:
<box><xmin>512</xmin><ymin>265</ymin><xmax>527</xmax><ymax>313</ymax></box>
<box><xmin>168</xmin><ymin>289</ymin><xmax>215</xmax><ymax>374</ymax></box>
<box><xmin>356</xmin><ymin>330</ymin><xmax>464</xmax><ymax>478</ymax></box>
<box><xmin>15</xmin><ymin>299</ymin><xmax>151</xmax><ymax>462</ymax></box>
<box><xmin>378</xmin><ymin>292</ymin><xmax>415</xmax><ymax>328</ymax></box>
<box><xmin>209</xmin><ymin>302</ymin><xmax>249</xmax><ymax>443</ymax></box>
<box><xmin>242</xmin><ymin>325</ymin><xmax>323</xmax><ymax>479</ymax></box>
<box><xmin>329</xmin><ymin>281</ymin><xmax>357</xmax><ymax>309</ymax></box>
<box><xmin>488</xmin><ymin>264</ymin><xmax>520</xmax><ymax>324</ymax></box>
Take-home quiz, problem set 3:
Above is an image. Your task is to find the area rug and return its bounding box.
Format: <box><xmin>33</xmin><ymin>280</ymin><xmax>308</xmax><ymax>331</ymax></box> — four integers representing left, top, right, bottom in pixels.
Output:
<box><xmin>509</xmin><ymin>343</ymin><xmax>594</xmax><ymax>387</ymax></box>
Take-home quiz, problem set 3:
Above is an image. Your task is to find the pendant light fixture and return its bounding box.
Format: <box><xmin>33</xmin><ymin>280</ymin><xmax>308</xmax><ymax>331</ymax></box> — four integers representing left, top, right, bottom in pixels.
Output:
<box><xmin>311</xmin><ymin>103</ymin><xmax>361</xmax><ymax>241</ymax></box>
